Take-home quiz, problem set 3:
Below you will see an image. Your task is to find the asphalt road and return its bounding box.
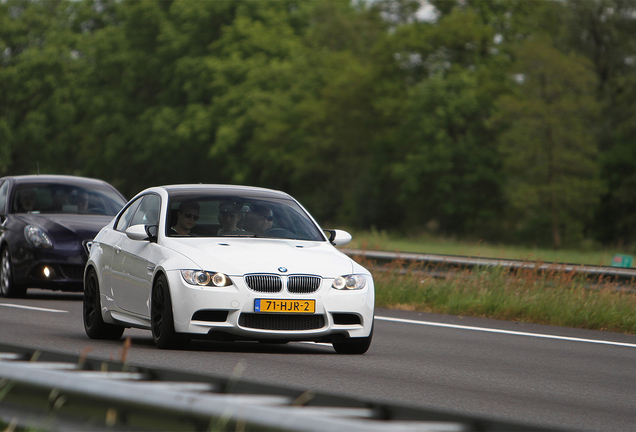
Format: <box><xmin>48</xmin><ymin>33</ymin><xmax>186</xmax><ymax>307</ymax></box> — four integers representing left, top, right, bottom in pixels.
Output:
<box><xmin>1</xmin><ymin>289</ymin><xmax>635</xmax><ymax>431</ymax></box>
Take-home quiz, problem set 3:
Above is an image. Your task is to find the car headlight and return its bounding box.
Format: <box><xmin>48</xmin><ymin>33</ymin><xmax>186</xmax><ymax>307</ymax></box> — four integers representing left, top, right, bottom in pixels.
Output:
<box><xmin>332</xmin><ymin>274</ymin><xmax>367</xmax><ymax>290</ymax></box>
<box><xmin>181</xmin><ymin>270</ymin><xmax>233</xmax><ymax>287</ymax></box>
<box><xmin>24</xmin><ymin>226</ymin><xmax>53</xmax><ymax>248</ymax></box>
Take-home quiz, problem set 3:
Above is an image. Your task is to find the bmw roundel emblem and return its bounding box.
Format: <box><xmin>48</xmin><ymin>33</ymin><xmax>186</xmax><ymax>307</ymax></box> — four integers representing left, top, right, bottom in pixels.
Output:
<box><xmin>278</xmin><ymin>267</ymin><xmax>288</xmax><ymax>273</ymax></box>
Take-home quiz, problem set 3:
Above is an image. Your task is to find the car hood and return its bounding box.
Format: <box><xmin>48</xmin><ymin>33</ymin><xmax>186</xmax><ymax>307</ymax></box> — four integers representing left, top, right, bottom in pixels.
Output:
<box><xmin>17</xmin><ymin>214</ymin><xmax>115</xmax><ymax>242</ymax></box>
<box><xmin>164</xmin><ymin>238</ymin><xmax>357</xmax><ymax>277</ymax></box>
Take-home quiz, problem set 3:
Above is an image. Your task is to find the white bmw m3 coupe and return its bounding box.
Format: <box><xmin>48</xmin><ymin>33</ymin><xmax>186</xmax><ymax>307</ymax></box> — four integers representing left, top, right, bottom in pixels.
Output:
<box><xmin>83</xmin><ymin>184</ymin><xmax>374</xmax><ymax>354</ymax></box>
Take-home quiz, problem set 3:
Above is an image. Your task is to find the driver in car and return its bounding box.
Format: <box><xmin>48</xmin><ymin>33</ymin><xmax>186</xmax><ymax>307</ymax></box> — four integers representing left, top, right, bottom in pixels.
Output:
<box><xmin>170</xmin><ymin>201</ymin><xmax>200</xmax><ymax>236</ymax></box>
<box><xmin>244</xmin><ymin>204</ymin><xmax>273</xmax><ymax>235</ymax></box>
<box><xmin>74</xmin><ymin>190</ymin><xmax>90</xmax><ymax>213</ymax></box>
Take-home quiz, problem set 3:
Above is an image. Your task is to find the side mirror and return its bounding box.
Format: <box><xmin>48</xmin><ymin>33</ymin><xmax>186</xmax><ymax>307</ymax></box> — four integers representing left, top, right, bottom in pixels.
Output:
<box><xmin>146</xmin><ymin>225</ymin><xmax>158</xmax><ymax>239</ymax></box>
<box><xmin>324</xmin><ymin>229</ymin><xmax>352</xmax><ymax>246</ymax></box>
<box><xmin>125</xmin><ymin>224</ymin><xmax>157</xmax><ymax>242</ymax></box>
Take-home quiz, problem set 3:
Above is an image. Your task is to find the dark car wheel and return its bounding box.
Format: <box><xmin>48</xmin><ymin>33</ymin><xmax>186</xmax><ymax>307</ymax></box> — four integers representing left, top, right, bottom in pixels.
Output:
<box><xmin>332</xmin><ymin>325</ymin><xmax>373</xmax><ymax>355</ymax></box>
<box><xmin>151</xmin><ymin>274</ymin><xmax>189</xmax><ymax>349</ymax></box>
<box><xmin>83</xmin><ymin>269</ymin><xmax>124</xmax><ymax>340</ymax></box>
<box><xmin>1</xmin><ymin>247</ymin><xmax>26</xmax><ymax>298</ymax></box>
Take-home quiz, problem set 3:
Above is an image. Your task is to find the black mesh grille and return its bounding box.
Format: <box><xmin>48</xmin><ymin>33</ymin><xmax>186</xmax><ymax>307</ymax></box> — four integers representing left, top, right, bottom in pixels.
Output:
<box><xmin>245</xmin><ymin>274</ymin><xmax>282</xmax><ymax>293</ymax></box>
<box><xmin>287</xmin><ymin>275</ymin><xmax>321</xmax><ymax>293</ymax></box>
<box><xmin>239</xmin><ymin>313</ymin><xmax>325</xmax><ymax>330</ymax></box>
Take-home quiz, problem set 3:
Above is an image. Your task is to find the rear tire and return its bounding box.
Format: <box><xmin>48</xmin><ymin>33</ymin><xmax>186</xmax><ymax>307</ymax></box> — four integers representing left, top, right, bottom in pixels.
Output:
<box><xmin>83</xmin><ymin>268</ymin><xmax>124</xmax><ymax>340</ymax></box>
<box><xmin>1</xmin><ymin>247</ymin><xmax>26</xmax><ymax>298</ymax></box>
<box><xmin>332</xmin><ymin>324</ymin><xmax>373</xmax><ymax>355</ymax></box>
<box><xmin>151</xmin><ymin>274</ymin><xmax>190</xmax><ymax>349</ymax></box>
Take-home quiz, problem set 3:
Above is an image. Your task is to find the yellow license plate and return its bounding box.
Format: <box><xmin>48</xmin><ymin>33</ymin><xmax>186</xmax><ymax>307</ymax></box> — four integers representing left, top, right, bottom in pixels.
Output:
<box><xmin>255</xmin><ymin>299</ymin><xmax>315</xmax><ymax>313</ymax></box>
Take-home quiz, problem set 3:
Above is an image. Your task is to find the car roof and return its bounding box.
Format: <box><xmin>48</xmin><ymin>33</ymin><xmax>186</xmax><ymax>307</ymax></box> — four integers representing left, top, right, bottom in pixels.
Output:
<box><xmin>1</xmin><ymin>174</ymin><xmax>114</xmax><ymax>187</ymax></box>
<box><xmin>157</xmin><ymin>184</ymin><xmax>293</xmax><ymax>200</ymax></box>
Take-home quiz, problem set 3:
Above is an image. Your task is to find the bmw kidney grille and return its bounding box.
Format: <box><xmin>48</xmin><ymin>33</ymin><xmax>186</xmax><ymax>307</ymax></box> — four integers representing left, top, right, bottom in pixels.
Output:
<box><xmin>244</xmin><ymin>274</ymin><xmax>321</xmax><ymax>293</ymax></box>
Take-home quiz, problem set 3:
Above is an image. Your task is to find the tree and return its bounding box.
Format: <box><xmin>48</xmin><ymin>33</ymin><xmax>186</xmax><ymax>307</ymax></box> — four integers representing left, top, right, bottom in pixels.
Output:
<box><xmin>0</xmin><ymin>0</ymin><xmax>87</xmax><ymax>176</ymax></box>
<box><xmin>379</xmin><ymin>5</ymin><xmax>511</xmax><ymax>237</ymax></box>
<box><xmin>559</xmin><ymin>0</ymin><xmax>636</xmax><ymax>247</ymax></box>
<box><xmin>492</xmin><ymin>36</ymin><xmax>603</xmax><ymax>248</ymax></box>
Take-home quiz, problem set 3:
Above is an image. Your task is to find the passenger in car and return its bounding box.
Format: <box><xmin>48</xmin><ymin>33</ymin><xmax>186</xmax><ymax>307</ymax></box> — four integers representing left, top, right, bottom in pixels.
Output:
<box><xmin>16</xmin><ymin>189</ymin><xmax>36</xmax><ymax>213</ymax></box>
<box><xmin>217</xmin><ymin>201</ymin><xmax>244</xmax><ymax>236</ymax></box>
<box><xmin>170</xmin><ymin>201</ymin><xmax>200</xmax><ymax>236</ymax></box>
<box><xmin>243</xmin><ymin>204</ymin><xmax>273</xmax><ymax>235</ymax></box>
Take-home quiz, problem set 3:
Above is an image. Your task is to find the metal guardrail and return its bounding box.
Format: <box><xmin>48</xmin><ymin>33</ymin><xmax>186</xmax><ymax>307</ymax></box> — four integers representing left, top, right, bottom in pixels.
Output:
<box><xmin>341</xmin><ymin>249</ymin><xmax>636</xmax><ymax>281</ymax></box>
<box><xmin>0</xmin><ymin>343</ymin><xmax>561</xmax><ymax>432</ymax></box>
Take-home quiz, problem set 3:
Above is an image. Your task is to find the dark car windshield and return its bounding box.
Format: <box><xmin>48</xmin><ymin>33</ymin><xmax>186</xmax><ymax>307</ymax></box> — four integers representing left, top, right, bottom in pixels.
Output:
<box><xmin>166</xmin><ymin>192</ymin><xmax>325</xmax><ymax>241</ymax></box>
<box><xmin>11</xmin><ymin>183</ymin><xmax>126</xmax><ymax>216</ymax></box>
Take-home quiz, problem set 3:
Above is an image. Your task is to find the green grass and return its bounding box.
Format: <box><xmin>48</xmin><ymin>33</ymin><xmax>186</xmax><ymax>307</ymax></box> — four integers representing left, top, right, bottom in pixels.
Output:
<box><xmin>347</xmin><ymin>229</ymin><xmax>627</xmax><ymax>267</ymax></box>
<box><xmin>370</xmin><ymin>260</ymin><xmax>636</xmax><ymax>334</ymax></box>
<box><xmin>344</xmin><ymin>230</ymin><xmax>636</xmax><ymax>334</ymax></box>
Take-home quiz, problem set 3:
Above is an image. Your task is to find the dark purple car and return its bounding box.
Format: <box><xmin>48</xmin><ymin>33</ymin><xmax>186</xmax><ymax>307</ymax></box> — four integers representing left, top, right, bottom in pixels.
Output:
<box><xmin>0</xmin><ymin>175</ymin><xmax>126</xmax><ymax>297</ymax></box>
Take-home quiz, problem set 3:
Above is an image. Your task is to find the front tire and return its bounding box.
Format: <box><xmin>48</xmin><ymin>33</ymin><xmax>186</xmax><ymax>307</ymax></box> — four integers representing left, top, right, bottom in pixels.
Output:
<box><xmin>151</xmin><ymin>274</ymin><xmax>189</xmax><ymax>349</ymax></box>
<box><xmin>83</xmin><ymin>268</ymin><xmax>124</xmax><ymax>340</ymax></box>
<box><xmin>332</xmin><ymin>325</ymin><xmax>373</xmax><ymax>355</ymax></box>
<box><xmin>1</xmin><ymin>247</ymin><xmax>26</xmax><ymax>298</ymax></box>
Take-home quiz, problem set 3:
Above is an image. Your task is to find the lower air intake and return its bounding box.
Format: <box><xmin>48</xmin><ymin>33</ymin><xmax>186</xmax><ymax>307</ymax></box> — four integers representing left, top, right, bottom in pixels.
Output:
<box><xmin>332</xmin><ymin>313</ymin><xmax>362</xmax><ymax>325</ymax></box>
<box><xmin>192</xmin><ymin>310</ymin><xmax>229</xmax><ymax>322</ymax></box>
<box><xmin>239</xmin><ymin>314</ymin><xmax>325</xmax><ymax>331</ymax></box>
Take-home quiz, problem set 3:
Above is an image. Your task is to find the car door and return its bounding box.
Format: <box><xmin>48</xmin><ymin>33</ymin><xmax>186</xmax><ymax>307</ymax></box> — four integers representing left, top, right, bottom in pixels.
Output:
<box><xmin>98</xmin><ymin>197</ymin><xmax>142</xmax><ymax>299</ymax></box>
<box><xmin>110</xmin><ymin>194</ymin><xmax>161</xmax><ymax>316</ymax></box>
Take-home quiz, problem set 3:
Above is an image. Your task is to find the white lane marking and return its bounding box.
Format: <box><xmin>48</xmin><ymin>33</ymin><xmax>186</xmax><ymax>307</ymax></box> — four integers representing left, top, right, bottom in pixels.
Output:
<box><xmin>0</xmin><ymin>304</ymin><xmax>68</xmax><ymax>313</ymax></box>
<box><xmin>375</xmin><ymin>316</ymin><xmax>636</xmax><ymax>348</ymax></box>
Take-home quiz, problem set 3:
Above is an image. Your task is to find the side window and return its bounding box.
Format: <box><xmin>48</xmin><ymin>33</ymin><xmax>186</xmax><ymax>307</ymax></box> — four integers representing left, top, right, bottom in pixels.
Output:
<box><xmin>115</xmin><ymin>198</ymin><xmax>142</xmax><ymax>232</ymax></box>
<box><xmin>0</xmin><ymin>181</ymin><xmax>8</xmax><ymax>215</ymax></box>
<box><xmin>131</xmin><ymin>194</ymin><xmax>160</xmax><ymax>227</ymax></box>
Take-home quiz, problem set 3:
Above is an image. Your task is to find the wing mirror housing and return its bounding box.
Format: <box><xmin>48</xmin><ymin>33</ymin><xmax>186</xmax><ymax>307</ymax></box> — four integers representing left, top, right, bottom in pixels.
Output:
<box><xmin>324</xmin><ymin>229</ymin><xmax>352</xmax><ymax>246</ymax></box>
<box><xmin>125</xmin><ymin>224</ymin><xmax>157</xmax><ymax>242</ymax></box>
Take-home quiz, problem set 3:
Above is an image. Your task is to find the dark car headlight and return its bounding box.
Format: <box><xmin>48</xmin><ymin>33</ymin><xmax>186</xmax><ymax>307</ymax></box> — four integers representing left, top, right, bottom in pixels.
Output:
<box><xmin>24</xmin><ymin>226</ymin><xmax>53</xmax><ymax>248</ymax></box>
<box><xmin>332</xmin><ymin>274</ymin><xmax>367</xmax><ymax>290</ymax></box>
<box><xmin>181</xmin><ymin>270</ymin><xmax>233</xmax><ymax>287</ymax></box>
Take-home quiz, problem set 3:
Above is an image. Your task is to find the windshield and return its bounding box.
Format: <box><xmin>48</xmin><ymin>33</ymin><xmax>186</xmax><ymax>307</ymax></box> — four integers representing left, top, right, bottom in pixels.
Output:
<box><xmin>166</xmin><ymin>193</ymin><xmax>325</xmax><ymax>241</ymax></box>
<box><xmin>11</xmin><ymin>183</ymin><xmax>126</xmax><ymax>216</ymax></box>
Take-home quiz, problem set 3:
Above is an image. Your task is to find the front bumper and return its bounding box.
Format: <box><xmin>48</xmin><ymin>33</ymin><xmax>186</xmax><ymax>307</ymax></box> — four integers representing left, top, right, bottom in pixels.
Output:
<box><xmin>166</xmin><ymin>270</ymin><xmax>375</xmax><ymax>341</ymax></box>
<box><xmin>12</xmin><ymin>244</ymin><xmax>87</xmax><ymax>291</ymax></box>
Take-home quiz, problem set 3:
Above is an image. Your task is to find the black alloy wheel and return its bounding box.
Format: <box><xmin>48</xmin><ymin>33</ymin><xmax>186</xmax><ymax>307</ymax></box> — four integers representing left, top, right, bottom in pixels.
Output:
<box><xmin>0</xmin><ymin>247</ymin><xmax>26</xmax><ymax>298</ymax></box>
<box><xmin>83</xmin><ymin>268</ymin><xmax>124</xmax><ymax>340</ymax></box>
<box><xmin>151</xmin><ymin>274</ymin><xmax>189</xmax><ymax>349</ymax></box>
<box><xmin>332</xmin><ymin>324</ymin><xmax>374</xmax><ymax>355</ymax></box>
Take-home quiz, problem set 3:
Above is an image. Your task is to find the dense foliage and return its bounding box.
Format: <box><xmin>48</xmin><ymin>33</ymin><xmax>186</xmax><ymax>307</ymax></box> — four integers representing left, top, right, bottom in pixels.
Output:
<box><xmin>1</xmin><ymin>0</ymin><xmax>635</xmax><ymax>249</ymax></box>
